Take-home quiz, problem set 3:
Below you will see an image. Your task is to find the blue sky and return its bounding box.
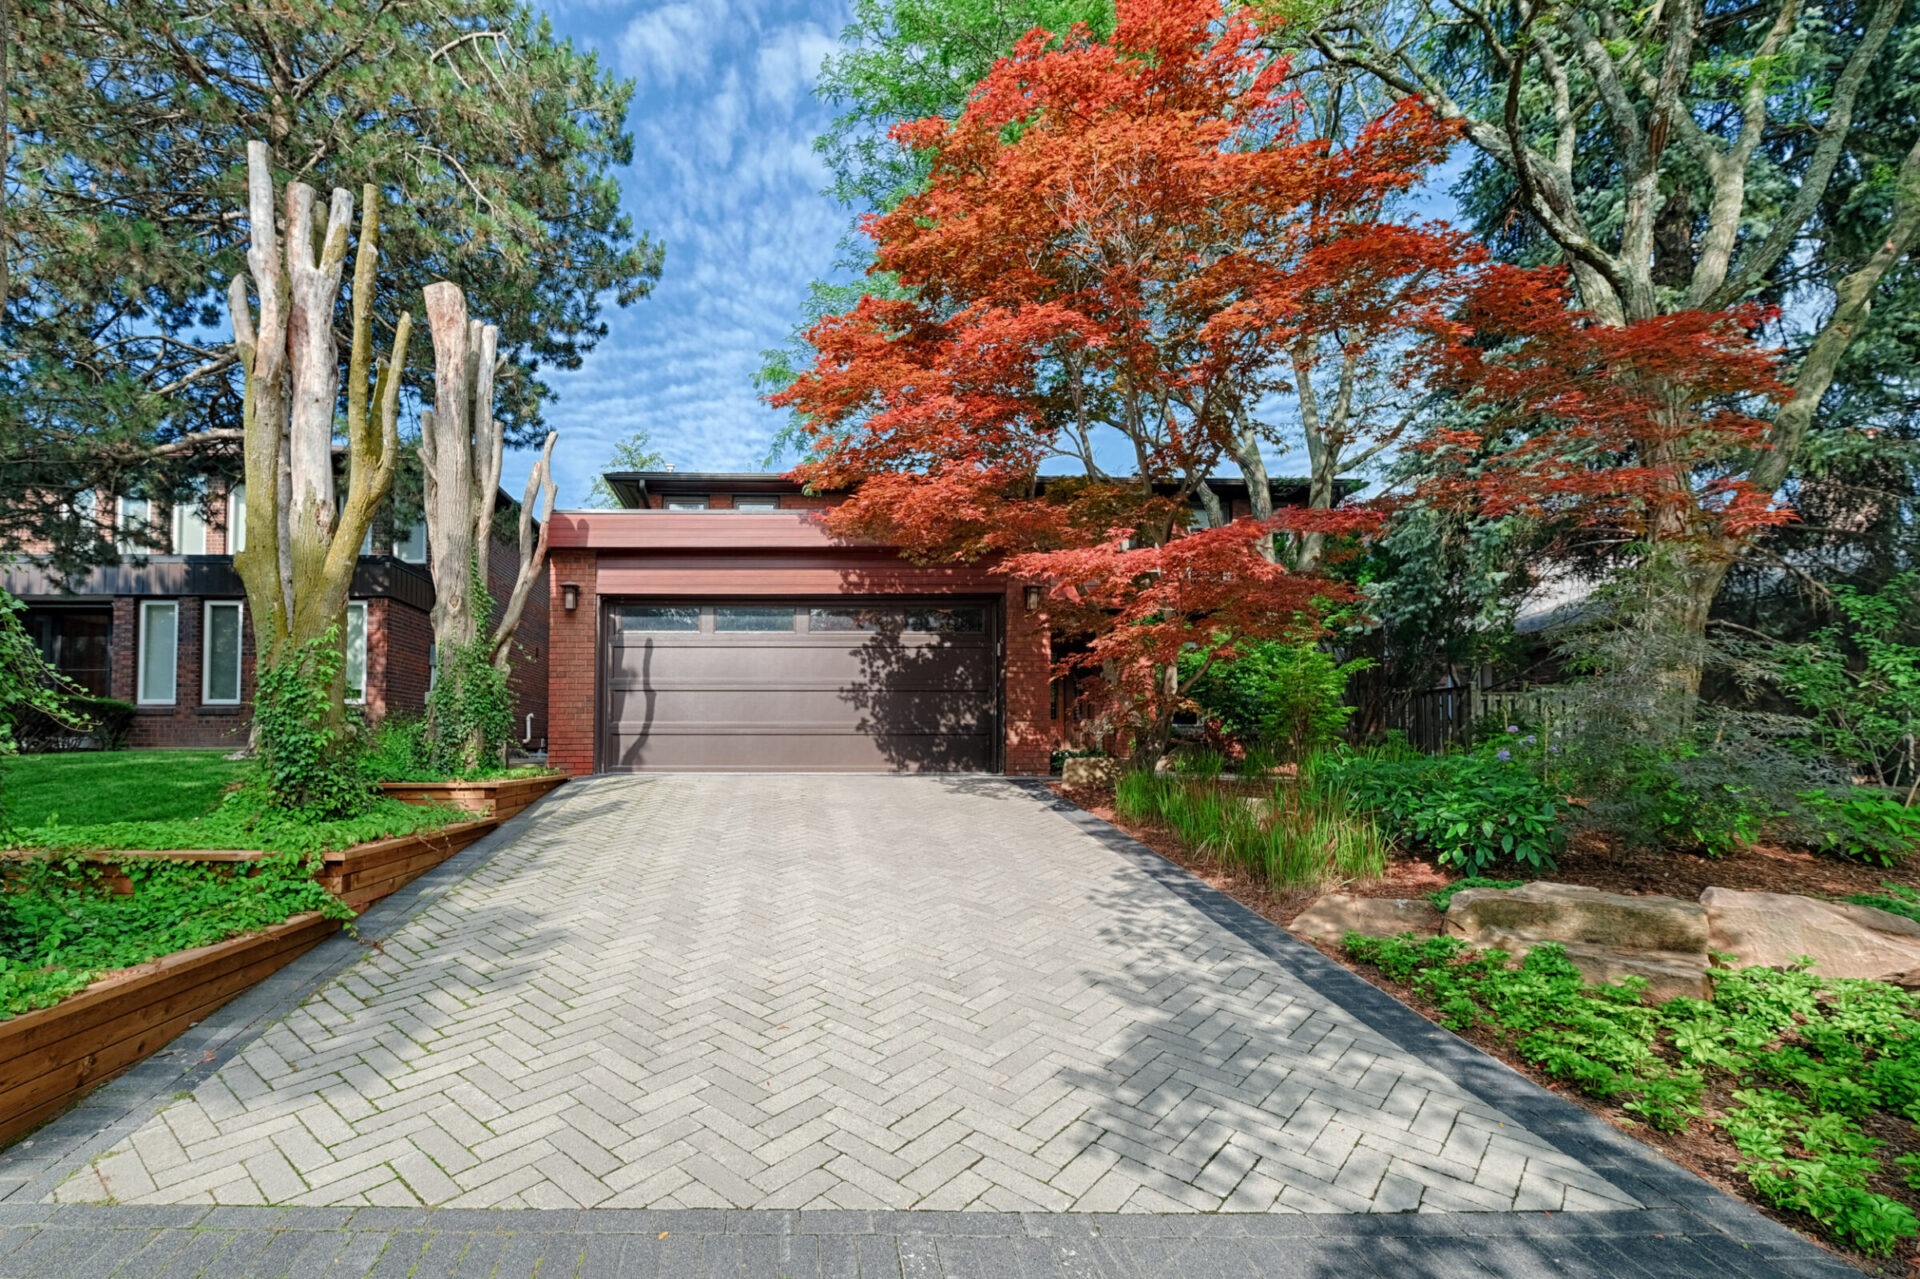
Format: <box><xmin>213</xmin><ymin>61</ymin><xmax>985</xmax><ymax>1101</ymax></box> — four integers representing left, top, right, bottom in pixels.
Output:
<box><xmin>507</xmin><ymin>0</ymin><xmax>854</xmax><ymax>508</ymax></box>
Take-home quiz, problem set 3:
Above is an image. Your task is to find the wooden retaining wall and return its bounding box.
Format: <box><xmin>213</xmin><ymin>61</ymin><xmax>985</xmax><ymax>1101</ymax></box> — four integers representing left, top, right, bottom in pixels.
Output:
<box><xmin>0</xmin><ymin>912</ymin><xmax>337</xmax><ymax>1147</ymax></box>
<box><xmin>376</xmin><ymin>773</ymin><xmax>566</xmax><ymax>821</ymax></box>
<box><xmin>316</xmin><ymin>819</ymin><xmax>498</xmax><ymax>911</ymax></box>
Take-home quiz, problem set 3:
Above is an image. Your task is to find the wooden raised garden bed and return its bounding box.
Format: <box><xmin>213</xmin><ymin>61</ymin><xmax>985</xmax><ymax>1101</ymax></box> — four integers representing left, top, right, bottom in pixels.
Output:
<box><xmin>376</xmin><ymin>772</ymin><xmax>566</xmax><ymax>821</ymax></box>
<box><xmin>315</xmin><ymin>818</ymin><xmax>497</xmax><ymax>910</ymax></box>
<box><xmin>0</xmin><ymin>911</ymin><xmax>337</xmax><ymax>1147</ymax></box>
<box><xmin>13</xmin><ymin>818</ymin><xmax>501</xmax><ymax>911</ymax></box>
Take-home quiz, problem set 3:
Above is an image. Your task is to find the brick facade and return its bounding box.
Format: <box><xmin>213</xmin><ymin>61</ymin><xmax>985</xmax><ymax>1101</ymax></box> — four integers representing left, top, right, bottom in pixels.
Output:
<box><xmin>545</xmin><ymin>549</ymin><xmax>598</xmax><ymax>776</ymax></box>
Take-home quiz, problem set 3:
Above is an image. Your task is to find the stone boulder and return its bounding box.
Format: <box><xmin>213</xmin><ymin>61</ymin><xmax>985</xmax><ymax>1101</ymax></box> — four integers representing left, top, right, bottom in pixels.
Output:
<box><xmin>1701</xmin><ymin>888</ymin><xmax>1920</xmax><ymax>980</ymax></box>
<box><xmin>1291</xmin><ymin>894</ymin><xmax>1442</xmax><ymax>944</ymax></box>
<box><xmin>1060</xmin><ymin>757</ymin><xmax>1118</xmax><ymax>789</ymax></box>
<box><xmin>1446</xmin><ymin>882</ymin><xmax>1709</xmax><ymax>954</ymax></box>
<box><xmin>1444</xmin><ymin>883</ymin><xmax>1712</xmax><ymax>1001</ymax></box>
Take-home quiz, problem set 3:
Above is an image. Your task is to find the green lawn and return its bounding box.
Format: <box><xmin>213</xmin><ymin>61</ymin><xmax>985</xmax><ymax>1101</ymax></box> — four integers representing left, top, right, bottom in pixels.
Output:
<box><xmin>2</xmin><ymin>749</ymin><xmax>247</xmax><ymax>828</ymax></box>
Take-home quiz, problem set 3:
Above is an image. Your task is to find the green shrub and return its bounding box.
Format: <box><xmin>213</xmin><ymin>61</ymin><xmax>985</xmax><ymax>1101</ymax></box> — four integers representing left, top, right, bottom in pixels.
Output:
<box><xmin>1324</xmin><ymin>750</ymin><xmax>1567</xmax><ymax>874</ymax></box>
<box><xmin>1599</xmin><ymin>745</ymin><xmax>1779</xmax><ymax>859</ymax></box>
<box><xmin>1170</xmin><ymin>748</ymin><xmax>1228</xmax><ymax>780</ymax></box>
<box><xmin>14</xmin><ymin>695</ymin><xmax>137</xmax><ymax>753</ymax></box>
<box><xmin>251</xmin><ymin>631</ymin><xmax>371</xmax><ymax>820</ymax></box>
<box><xmin>1798</xmin><ymin>789</ymin><xmax>1920</xmax><ymax>867</ymax></box>
<box><xmin>1183</xmin><ymin>641</ymin><xmax>1369</xmax><ymax>763</ymax></box>
<box><xmin>1343</xmin><ymin>934</ymin><xmax>1920</xmax><ymax>1255</ymax></box>
<box><xmin>0</xmin><ymin>850</ymin><xmax>351</xmax><ymax>1021</ymax></box>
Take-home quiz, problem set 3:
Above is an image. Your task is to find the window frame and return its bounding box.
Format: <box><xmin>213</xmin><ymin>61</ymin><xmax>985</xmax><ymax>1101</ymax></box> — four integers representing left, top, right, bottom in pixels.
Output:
<box><xmin>732</xmin><ymin>495</ymin><xmax>780</xmax><ymax>512</ymax></box>
<box><xmin>136</xmin><ymin>600</ymin><xmax>179</xmax><ymax>705</ymax></box>
<box><xmin>227</xmin><ymin>483</ymin><xmax>246</xmax><ymax>554</ymax></box>
<box><xmin>172</xmin><ymin>482</ymin><xmax>210</xmax><ymax>555</ymax></box>
<box><xmin>117</xmin><ymin>494</ymin><xmax>155</xmax><ymax>554</ymax></box>
<box><xmin>345</xmin><ymin>600</ymin><xmax>368</xmax><ymax>705</ymax></box>
<box><xmin>201</xmin><ymin>600</ymin><xmax>245</xmax><ymax>705</ymax></box>
<box><xmin>662</xmin><ymin>496</ymin><xmax>709</xmax><ymax>511</ymax></box>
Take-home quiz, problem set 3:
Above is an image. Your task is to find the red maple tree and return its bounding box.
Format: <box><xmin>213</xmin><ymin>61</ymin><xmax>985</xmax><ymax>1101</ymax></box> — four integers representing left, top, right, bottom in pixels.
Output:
<box><xmin>1414</xmin><ymin>264</ymin><xmax>1792</xmax><ymax>674</ymax></box>
<box><xmin>772</xmin><ymin>0</ymin><xmax>1477</xmax><ymax>762</ymax></box>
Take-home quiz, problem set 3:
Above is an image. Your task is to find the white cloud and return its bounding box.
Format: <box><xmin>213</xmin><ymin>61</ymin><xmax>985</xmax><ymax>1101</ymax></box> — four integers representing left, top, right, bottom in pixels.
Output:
<box><xmin>617</xmin><ymin>0</ymin><xmax>727</xmax><ymax>88</ymax></box>
<box><xmin>754</xmin><ymin>23</ymin><xmax>837</xmax><ymax>106</ymax></box>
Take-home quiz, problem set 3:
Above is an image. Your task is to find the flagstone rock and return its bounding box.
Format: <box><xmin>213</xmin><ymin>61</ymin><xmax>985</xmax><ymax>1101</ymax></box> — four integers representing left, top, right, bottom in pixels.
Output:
<box><xmin>1446</xmin><ymin>882</ymin><xmax>1709</xmax><ymax>954</ymax></box>
<box><xmin>1702</xmin><ymin>887</ymin><xmax>1920</xmax><ymax>980</ymax></box>
<box><xmin>1290</xmin><ymin>894</ymin><xmax>1442</xmax><ymax>944</ymax></box>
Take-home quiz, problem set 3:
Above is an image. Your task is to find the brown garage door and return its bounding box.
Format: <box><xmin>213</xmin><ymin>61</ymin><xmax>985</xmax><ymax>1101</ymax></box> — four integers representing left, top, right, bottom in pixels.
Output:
<box><xmin>601</xmin><ymin>600</ymin><xmax>998</xmax><ymax>772</ymax></box>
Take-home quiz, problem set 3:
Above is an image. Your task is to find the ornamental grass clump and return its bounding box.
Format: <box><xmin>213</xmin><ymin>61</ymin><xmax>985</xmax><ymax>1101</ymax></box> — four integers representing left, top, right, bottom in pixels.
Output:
<box><xmin>1114</xmin><ymin>770</ymin><xmax>1387</xmax><ymax>889</ymax></box>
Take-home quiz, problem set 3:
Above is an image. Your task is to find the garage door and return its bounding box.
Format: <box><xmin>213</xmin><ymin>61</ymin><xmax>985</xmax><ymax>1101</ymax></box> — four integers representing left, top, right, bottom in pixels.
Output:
<box><xmin>601</xmin><ymin>600</ymin><xmax>998</xmax><ymax>772</ymax></box>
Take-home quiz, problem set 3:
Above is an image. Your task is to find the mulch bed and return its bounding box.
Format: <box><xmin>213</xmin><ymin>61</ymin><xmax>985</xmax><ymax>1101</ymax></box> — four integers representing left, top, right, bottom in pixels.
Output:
<box><xmin>1051</xmin><ymin>780</ymin><xmax>1915</xmax><ymax>1276</ymax></box>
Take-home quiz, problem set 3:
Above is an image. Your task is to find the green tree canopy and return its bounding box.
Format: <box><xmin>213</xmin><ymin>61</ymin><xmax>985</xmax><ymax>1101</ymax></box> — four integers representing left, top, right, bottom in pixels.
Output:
<box><xmin>5</xmin><ymin>0</ymin><xmax>663</xmax><ymax>570</ymax></box>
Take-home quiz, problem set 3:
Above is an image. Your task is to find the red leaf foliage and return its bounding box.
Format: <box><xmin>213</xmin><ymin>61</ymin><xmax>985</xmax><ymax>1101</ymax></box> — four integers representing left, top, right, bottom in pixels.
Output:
<box><xmin>1417</xmin><ymin>265</ymin><xmax>1794</xmax><ymax>547</ymax></box>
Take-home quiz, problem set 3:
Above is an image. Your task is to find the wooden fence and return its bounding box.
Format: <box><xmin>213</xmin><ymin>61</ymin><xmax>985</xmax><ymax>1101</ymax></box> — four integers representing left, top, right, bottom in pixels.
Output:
<box><xmin>1373</xmin><ymin>685</ymin><xmax>1576</xmax><ymax>754</ymax></box>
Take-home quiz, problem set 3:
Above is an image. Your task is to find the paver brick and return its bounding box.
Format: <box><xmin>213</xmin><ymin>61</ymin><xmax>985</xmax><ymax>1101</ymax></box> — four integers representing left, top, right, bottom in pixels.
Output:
<box><xmin>49</xmin><ymin>776</ymin><xmax>1638</xmax><ymax>1218</ymax></box>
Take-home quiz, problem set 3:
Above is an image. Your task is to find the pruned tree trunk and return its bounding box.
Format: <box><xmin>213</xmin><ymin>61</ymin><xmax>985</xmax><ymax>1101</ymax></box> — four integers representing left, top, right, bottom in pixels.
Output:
<box><xmin>419</xmin><ymin>280</ymin><xmax>557</xmax><ymax>762</ymax></box>
<box><xmin>228</xmin><ymin>140</ymin><xmax>409</xmax><ymax>712</ymax></box>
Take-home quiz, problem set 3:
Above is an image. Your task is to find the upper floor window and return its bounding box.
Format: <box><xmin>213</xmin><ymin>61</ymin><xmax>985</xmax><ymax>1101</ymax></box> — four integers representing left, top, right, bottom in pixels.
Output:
<box><xmin>228</xmin><ymin>484</ymin><xmax>246</xmax><ymax>554</ymax></box>
<box><xmin>663</xmin><ymin>496</ymin><xmax>708</xmax><ymax>511</ymax></box>
<box><xmin>172</xmin><ymin>481</ymin><xmax>210</xmax><ymax>555</ymax></box>
<box><xmin>733</xmin><ymin>496</ymin><xmax>779</xmax><ymax>512</ymax></box>
<box><xmin>1188</xmin><ymin>503</ymin><xmax>1214</xmax><ymax>531</ymax></box>
<box><xmin>392</xmin><ymin>517</ymin><xmax>427</xmax><ymax>562</ymax></box>
<box><xmin>116</xmin><ymin>493</ymin><xmax>156</xmax><ymax>554</ymax></box>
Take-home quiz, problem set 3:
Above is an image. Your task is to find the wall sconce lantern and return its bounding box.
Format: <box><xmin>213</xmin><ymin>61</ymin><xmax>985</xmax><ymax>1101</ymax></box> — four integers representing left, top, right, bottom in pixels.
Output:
<box><xmin>1023</xmin><ymin>584</ymin><xmax>1043</xmax><ymax>612</ymax></box>
<box><xmin>561</xmin><ymin>582</ymin><xmax>580</xmax><ymax>613</ymax></box>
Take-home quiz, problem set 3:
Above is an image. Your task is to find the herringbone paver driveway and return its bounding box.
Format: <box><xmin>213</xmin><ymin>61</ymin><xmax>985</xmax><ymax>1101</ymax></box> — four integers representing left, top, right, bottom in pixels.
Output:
<box><xmin>50</xmin><ymin>775</ymin><xmax>1641</xmax><ymax>1218</ymax></box>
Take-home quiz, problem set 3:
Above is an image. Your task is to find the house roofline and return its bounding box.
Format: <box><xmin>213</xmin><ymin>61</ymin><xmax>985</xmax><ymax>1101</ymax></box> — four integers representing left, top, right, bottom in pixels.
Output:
<box><xmin>600</xmin><ymin>470</ymin><xmax>1363</xmax><ymax>511</ymax></box>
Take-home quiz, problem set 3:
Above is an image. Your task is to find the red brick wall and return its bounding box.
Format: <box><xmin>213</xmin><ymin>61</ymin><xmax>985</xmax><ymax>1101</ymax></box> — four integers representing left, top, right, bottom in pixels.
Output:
<box><xmin>371</xmin><ymin>597</ymin><xmax>434</xmax><ymax>720</ymax></box>
<box><xmin>1002</xmin><ymin>580</ymin><xmax>1052</xmax><ymax>775</ymax></box>
<box><xmin>485</xmin><ymin>538</ymin><xmax>550</xmax><ymax>750</ymax></box>
<box><xmin>546</xmin><ymin>549</ymin><xmax>598</xmax><ymax>775</ymax></box>
<box><xmin>115</xmin><ymin>595</ymin><xmax>256</xmax><ymax>750</ymax></box>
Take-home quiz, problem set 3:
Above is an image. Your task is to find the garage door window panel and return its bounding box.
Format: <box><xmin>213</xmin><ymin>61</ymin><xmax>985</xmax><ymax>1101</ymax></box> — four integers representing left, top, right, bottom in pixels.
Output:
<box><xmin>715</xmin><ymin>606</ymin><xmax>795</xmax><ymax>632</ymax></box>
<box><xmin>619</xmin><ymin>606</ymin><xmax>700</xmax><ymax>632</ymax></box>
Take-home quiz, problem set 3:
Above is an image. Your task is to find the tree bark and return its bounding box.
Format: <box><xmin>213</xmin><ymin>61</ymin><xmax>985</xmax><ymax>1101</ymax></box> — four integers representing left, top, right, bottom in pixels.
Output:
<box><xmin>228</xmin><ymin>140</ymin><xmax>409</xmax><ymax>703</ymax></box>
<box><xmin>420</xmin><ymin>280</ymin><xmax>559</xmax><ymax>756</ymax></box>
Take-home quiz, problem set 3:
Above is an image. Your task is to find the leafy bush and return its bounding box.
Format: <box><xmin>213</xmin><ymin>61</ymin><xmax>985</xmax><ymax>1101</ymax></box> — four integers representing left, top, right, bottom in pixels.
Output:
<box><xmin>1183</xmin><ymin>641</ymin><xmax>1369</xmax><ymax>763</ymax></box>
<box><xmin>1324</xmin><ymin>749</ymin><xmax>1568</xmax><ymax>874</ymax></box>
<box><xmin>1114</xmin><ymin>771</ymin><xmax>1388</xmax><ymax>889</ymax></box>
<box><xmin>1798</xmin><ymin>789</ymin><xmax>1920</xmax><ymax>867</ymax></box>
<box><xmin>14</xmin><ymin>695</ymin><xmax>136</xmax><ymax>753</ymax></box>
<box><xmin>0</xmin><ymin>850</ymin><xmax>351</xmax><ymax>1020</ymax></box>
<box><xmin>1775</xmin><ymin>575</ymin><xmax>1920</xmax><ymax>793</ymax></box>
<box><xmin>1601</xmin><ymin>745</ymin><xmax>1780</xmax><ymax>859</ymax></box>
<box><xmin>1344</xmin><ymin>934</ymin><xmax>1920</xmax><ymax>1255</ymax></box>
<box><xmin>251</xmin><ymin>631</ymin><xmax>371</xmax><ymax>819</ymax></box>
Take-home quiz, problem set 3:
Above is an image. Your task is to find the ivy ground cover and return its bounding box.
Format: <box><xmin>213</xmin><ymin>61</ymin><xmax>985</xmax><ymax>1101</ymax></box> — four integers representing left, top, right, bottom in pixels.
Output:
<box><xmin>1346</xmin><ymin>933</ymin><xmax>1920</xmax><ymax>1261</ymax></box>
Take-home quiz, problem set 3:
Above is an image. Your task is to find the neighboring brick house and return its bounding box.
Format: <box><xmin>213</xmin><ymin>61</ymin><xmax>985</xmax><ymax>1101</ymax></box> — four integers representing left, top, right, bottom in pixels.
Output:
<box><xmin>545</xmin><ymin>471</ymin><xmax>1317</xmax><ymax>777</ymax></box>
<box><xmin>6</xmin><ymin>479</ymin><xmax>549</xmax><ymax>752</ymax></box>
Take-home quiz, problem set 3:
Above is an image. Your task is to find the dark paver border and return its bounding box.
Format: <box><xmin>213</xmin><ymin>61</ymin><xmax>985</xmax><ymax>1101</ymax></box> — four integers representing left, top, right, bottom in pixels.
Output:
<box><xmin>0</xmin><ymin>774</ymin><xmax>1858</xmax><ymax>1278</ymax></box>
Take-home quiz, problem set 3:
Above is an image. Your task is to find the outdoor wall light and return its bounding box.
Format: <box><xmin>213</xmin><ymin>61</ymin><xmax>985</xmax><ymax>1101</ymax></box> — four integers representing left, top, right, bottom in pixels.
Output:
<box><xmin>562</xmin><ymin>582</ymin><xmax>580</xmax><ymax>613</ymax></box>
<box><xmin>1023</xmin><ymin>585</ymin><xmax>1043</xmax><ymax>612</ymax></box>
